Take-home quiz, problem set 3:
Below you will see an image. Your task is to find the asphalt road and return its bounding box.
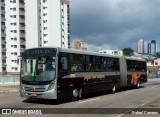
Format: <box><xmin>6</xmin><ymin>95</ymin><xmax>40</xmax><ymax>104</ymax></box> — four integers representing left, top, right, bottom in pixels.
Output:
<box><xmin>0</xmin><ymin>79</ymin><xmax>160</xmax><ymax>117</ymax></box>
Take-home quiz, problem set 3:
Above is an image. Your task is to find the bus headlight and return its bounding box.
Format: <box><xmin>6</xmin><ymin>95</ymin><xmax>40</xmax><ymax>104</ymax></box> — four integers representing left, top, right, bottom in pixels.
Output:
<box><xmin>47</xmin><ymin>81</ymin><xmax>55</xmax><ymax>90</ymax></box>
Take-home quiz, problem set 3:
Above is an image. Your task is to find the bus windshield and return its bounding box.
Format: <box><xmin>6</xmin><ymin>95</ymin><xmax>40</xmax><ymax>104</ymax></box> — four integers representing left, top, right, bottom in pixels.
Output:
<box><xmin>21</xmin><ymin>56</ymin><xmax>56</xmax><ymax>81</ymax></box>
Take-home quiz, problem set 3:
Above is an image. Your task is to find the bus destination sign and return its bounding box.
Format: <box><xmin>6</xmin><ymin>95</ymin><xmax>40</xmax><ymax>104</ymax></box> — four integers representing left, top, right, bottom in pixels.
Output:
<box><xmin>23</xmin><ymin>48</ymin><xmax>56</xmax><ymax>57</ymax></box>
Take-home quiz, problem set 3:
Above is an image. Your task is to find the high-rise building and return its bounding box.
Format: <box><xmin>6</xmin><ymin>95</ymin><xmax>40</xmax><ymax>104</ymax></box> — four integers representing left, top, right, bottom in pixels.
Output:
<box><xmin>144</xmin><ymin>41</ymin><xmax>148</xmax><ymax>54</ymax></box>
<box><xmin>148</xmin><ymin>43</ymin><xmax>151</xmax><ymax>55</ymax></box>
<box><xmin>151</xmin><ymin>40</ymin><xmax>156</xmax><ymax>54</ymax></box>
<box><xmin>0</xmin><ymin>0</ymin><xmax>26</xmax><ymax>75</ymax></box>
<box><xmin>25</xmin><ymin>0</ymin><xmax>70</xmax><ymax>49</ymax></box>
<box><xmin>137</xmin><ymin>39</ymin><xmax>146</xmax><ymax>54</ymax></box>
<box><xmin>148</xmin><ymin>40</ymin><xmax>156</xmax><ymax>55</ymax></box>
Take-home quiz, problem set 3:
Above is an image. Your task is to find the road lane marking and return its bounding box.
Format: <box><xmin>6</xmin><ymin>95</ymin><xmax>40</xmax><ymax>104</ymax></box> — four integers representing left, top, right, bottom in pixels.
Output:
<box><xmin>124</xmin><ymin>90</ymin><xmax>135</xmax><ymax>94</ymax></box>
<box><xmin>78</xmin><ymin>98</ymin><xmax>100</xmax><ymax>104</ymax></box>
<box><xmin>151</xmin><ymin>86</ymin><xmax>159</xmax><ymax>88</ymax></box>
<box><xmin>116</xmin><ymin>114</ymin><xmax>123</xmax><ymax>117</ymax></box>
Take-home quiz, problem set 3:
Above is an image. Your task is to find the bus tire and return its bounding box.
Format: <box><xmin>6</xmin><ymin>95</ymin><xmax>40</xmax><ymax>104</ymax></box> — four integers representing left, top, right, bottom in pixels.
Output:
<box><xmin>136</xmin><ymin>80</ymin><xmax>140</xmax><ymax>89</ymax></box>
<box><xmin>72</xmin><ymin>88</ymin><xmax>79</xmax><ymax>101</ymax></box>
<box><xmin>110</xmin><ymin>82</ymin><xmax>116</xmax><ymax>94</ymax></box>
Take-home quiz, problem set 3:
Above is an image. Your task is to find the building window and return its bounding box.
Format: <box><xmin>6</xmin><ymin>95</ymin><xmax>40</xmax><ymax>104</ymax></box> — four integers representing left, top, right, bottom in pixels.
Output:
<box><xmin>11</xmin><ymin>60</ymin><xmax>17</xmax><ymax>63</ymax></box>
<box><xmin>12</xmin><ymin>0</ymin><xmax>16</xmax><ymax>3</ymax></box>
<box><xmin>14</xmin><ymin>45</ymin><xmax>17</xmax><ymax>48</ymax></box>
<box><xmin>43</xmin><ymin>13</ymin><xmax>47</xmax><ymax>16</ymax></box>
<box><xmin>44</xmin><ymin>41</ymin><xmax>48</xmax><ymax>44</ymax></box>
<box><xmin>14</xmin><ymin>52</ymin><xmax>17</xmax><ymax>55</ymax></box>
<box><xmin>10</xmin><ymin>7</ymin><xmax>16</xmax><ymax>11</ymax></box>
<box><xmin>43</xmin><ymin>20</ymin><xmax>47</xmax><ymax>23</ymax></box>
<box><xmin>43</xmin><ymin>0</ymin><xmax>47</xmax><ymax>3</ymax></box>
<box><xmin>44</xmin><ymin>34</ymin><xmax>47</xmax><ymax>37</ymax></box>
<box><xmin>10</xmin><ymin>23</ymin><xmax>17</xmax><ymax>25</ymax></box>
<box><xmin>20</xmin><ymin>30</ymin><xmax>25</xmax><ymax>33</ymax></box>
<box><xmin>43</xmin><ymin>27</ymin><xmax>47</xmax><ymax>30</ymax></box>
<box><xmin>10</xmin><ymin>15</ymin><xmax>16</xmax><ymax>18</ymax></box>
<box><xmin>11</xmin><ymin>30</ymin><xmax>17</xmax><ymax>33</ymax></box>
<box><xmin>11</xmin><ymin>67</ymin><xmax>18</xmax><ymax>70</ymax></box>
<box><xmin>43</xmin><ymin>6</ymin><xmax>47</xmax><ymax>9</ymax></box>
<box><xmin>20</xmin><ymin>45</ymin><xmax>25</xmax><ymax>48</ymax></box>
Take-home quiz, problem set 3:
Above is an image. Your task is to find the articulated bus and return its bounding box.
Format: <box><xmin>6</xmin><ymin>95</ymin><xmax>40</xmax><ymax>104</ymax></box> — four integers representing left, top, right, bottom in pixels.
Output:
<box><xmin>20</xmin><ymin>47</ymin><xmax>147</xmax><ymax>100</ymax></box>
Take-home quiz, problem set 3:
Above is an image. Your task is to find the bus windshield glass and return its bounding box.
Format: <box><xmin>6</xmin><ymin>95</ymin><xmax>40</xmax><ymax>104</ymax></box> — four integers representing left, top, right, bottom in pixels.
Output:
<box><xmin>21</xmin><ymin>56</ymin><xmax>56</xmax><ymax>81</ymax></box>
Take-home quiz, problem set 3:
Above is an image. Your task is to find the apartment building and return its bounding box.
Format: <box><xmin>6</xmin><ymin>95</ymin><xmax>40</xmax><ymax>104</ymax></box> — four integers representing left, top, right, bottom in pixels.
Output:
<box><xmin>25</xmin><ymin>0</ymin><xmax>70</xmax><ymax>49</ymax></box>
<box><xmin>0</xmin><ymin>0</ymin><xmax>25</xmax><ymax>74</ymax></box>
<box><xmin>137</xmin><ymin>39</ymin><xmax>148</xmax><ymax>54</ymax></box>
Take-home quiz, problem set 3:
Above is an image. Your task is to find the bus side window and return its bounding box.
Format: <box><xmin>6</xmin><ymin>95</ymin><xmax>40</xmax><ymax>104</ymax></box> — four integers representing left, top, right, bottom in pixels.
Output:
<box><xmin>59</xmin><ymin>57</ymin><xmax>68</xmax><ymax>71</ymax></box>
<box><xmin>85</xmin><ymin>56</ymin><xmax>94</xmax><ymax>72</ymax></box>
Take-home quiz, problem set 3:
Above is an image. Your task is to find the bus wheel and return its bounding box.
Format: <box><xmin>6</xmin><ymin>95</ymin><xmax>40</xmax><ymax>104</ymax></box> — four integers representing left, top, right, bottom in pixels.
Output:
<box><xmin>136</xmin><ymin>80</ymin><xmax>140</xmax><ymax>89</ymax></box>
<box><xmin>72</xmin><ymin>88</ymin><xmax>79</xmax><ymax>101</ymax></box>
<box><xmin>111</xmin><ymin>82</ymin><xmax>116</xmax><ymax>93</ymax></box>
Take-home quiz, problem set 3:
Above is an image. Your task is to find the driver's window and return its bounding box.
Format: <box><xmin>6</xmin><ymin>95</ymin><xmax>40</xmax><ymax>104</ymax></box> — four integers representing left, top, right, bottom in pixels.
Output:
<box><xmin>45</xmin><ymin>57</ymin><xmax>55</xmax><ymax>71</ymax></box>
<box><xmin>59</xmin><ymin>56</ymin><xmax>68</xmax><ymax>71</ymax></box>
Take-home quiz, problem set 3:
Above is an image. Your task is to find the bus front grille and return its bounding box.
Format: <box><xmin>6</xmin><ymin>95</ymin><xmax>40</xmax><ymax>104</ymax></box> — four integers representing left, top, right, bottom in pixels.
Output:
<box><xmin>24</xmin><ymin>87</ymin><xmax>46</xmax><ymax>92</ymax></box>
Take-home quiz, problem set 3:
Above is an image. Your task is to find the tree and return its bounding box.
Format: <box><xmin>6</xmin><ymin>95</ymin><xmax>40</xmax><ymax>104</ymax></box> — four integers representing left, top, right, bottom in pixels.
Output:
<box><xmin>156</xmin><ymin>52</ymin><xmax>160</xmax><ymax>58</ymax></box>
<box><xmin>122</xmin><ymin>48</ymin><xmax>134</xmax><ymax>56</ymax></box>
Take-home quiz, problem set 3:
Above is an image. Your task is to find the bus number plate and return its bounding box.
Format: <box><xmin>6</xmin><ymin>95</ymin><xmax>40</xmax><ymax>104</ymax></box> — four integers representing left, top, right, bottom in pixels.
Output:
<box><xmin>31</xmin><ymin>93</ymin><xmax>37</xmax><ymax>97</ymax></box>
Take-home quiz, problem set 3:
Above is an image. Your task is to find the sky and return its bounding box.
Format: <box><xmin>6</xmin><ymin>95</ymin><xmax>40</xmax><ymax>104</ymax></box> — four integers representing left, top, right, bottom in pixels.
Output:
<box><xmin>70</xmin><ymin>0</ymin><xmax>160</xmax><ymax>51</ymax></box>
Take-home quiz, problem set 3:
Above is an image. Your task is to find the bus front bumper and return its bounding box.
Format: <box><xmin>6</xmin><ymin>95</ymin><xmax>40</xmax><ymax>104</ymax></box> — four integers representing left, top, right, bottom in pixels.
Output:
<box><xmin>20</xmin><ymin>88</ymin><xmax>57</xmax><ymax>99</ymax></box>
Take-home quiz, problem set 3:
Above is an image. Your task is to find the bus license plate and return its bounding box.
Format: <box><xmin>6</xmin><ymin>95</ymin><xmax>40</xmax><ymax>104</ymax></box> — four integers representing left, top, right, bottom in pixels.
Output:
<box><xmin>31</xmin><ymin>93</ymin><xmax>37</xmax><ymax>97</ymax></box>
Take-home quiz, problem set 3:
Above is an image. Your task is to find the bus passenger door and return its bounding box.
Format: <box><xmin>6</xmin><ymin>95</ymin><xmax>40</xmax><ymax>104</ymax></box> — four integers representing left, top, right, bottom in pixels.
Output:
<box><xmin>58</xmin><ymin>55</ymin><xmax>71</xmax><ymax>98</ymax></box>
<box><xmin>58</xmin><ymin>56</ymin><xmax>69</xmax><ymax>78</ymax></box>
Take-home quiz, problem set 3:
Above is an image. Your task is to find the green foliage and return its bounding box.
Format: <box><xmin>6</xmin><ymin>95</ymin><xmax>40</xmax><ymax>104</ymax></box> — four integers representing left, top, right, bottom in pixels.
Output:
<box><xmin>156</xmin><ymin>52</ymin><xmax>160</xmax><ymax>58</ymax></box>
<box><xmin>122</xmin><ymin>48</ymin><xmax>134</xmax><ymax>56</ymax></box>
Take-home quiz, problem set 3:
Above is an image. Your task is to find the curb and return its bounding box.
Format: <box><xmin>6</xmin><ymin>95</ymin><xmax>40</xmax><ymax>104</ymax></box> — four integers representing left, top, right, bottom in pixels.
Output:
<box><xmin>0</xmin><ymin>90</ymin><xmax>19</xmax><ymax>94</ymax></box>
<box><xmin>148</xmin><ymin>78</ymin><xmax>160</xmax><ymax>81</ymax></box>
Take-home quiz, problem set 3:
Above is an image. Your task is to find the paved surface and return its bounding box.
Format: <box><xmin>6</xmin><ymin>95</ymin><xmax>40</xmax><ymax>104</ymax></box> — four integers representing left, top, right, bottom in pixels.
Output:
<box><xmin>0</xmin><ymin>78</ymin><xmax>160</xmax><ymax>117</ymax></box>
<box><xmin>0</xmin><ymin>85</ymin><xmax>19</xmax><ymax>94</ymax></box>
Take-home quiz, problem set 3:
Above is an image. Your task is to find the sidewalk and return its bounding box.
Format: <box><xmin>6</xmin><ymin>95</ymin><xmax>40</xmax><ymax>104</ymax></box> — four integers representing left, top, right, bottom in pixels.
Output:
<box><xmin>0</xmin><ymin>83</ymin><xmax>19</xmax><ymax>94</ymax></box>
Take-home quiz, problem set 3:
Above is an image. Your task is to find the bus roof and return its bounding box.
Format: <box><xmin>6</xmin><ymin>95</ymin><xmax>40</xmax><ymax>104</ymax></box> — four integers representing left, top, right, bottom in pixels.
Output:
<box><xmin>24</xmin><ymin>47</ymin><xmax>146</xmax><ymax>61</ymax></box>
<box><xmin>125</xmin><ymin>56</ymin><xmax>146</xmax><ymax>62</ymax></box>
<box><xmin>57</xmin><ymin>47</ymin><xmax>121</xmax><ymax>58</ymax></box>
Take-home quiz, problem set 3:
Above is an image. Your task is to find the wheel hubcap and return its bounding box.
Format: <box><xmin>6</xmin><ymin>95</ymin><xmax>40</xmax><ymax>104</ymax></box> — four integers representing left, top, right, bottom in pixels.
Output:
<box><xmin>73</xmin><ymin>89</ymin><xmax>78</xmax><ymax>97</ymax></box>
